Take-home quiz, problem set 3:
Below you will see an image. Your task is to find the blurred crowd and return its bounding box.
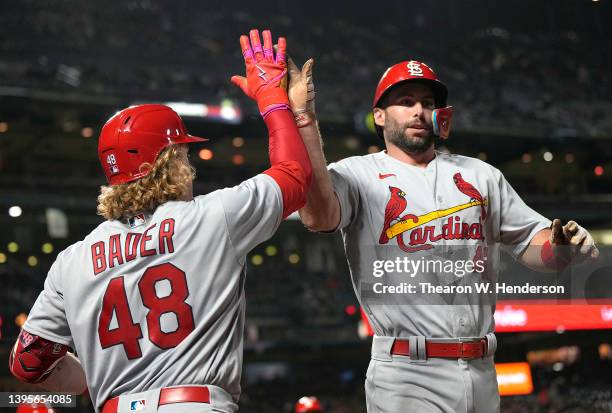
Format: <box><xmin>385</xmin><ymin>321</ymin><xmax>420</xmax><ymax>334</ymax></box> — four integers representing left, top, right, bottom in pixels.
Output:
<box><xmin>1</xmin><ymin>1</ymin><xmax>610</xmax><ymax>135</ymax></box>
<box><xmin>0</xmin><ymin>2</ymin><xmax>611</xmax><ymax>412</ymax></box>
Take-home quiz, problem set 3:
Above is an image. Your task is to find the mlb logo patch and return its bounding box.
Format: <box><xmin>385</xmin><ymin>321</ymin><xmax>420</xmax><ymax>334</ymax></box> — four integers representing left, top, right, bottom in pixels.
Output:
<box><xmin>128</xmin><ymin>213</ymin><xmax>146</xmax><ymax>229</ymax></box>
<box><xmin>130</xmin><ymin>399</ymin><xmax>146</xmax><ymax>411</ymax></box>
<box><xmin>107</xmin><ymin>153</ymin><xmax>120</xmax><ymax>174</ymax></box>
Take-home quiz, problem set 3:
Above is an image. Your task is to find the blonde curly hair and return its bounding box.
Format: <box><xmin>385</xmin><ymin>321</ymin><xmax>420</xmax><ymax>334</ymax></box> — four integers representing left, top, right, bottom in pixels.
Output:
<box><xmin>97</xmin><ymin>145</ymin><xmax>195</xmax><ymax>221</ymax></box>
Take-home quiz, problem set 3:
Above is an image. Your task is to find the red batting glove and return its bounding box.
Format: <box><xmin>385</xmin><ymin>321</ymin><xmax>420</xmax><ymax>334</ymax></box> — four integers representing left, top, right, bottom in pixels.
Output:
<box><xmin>231</xmin><ymin>29</ymin><xmax>289</xmax><ymax>117</ymax></box>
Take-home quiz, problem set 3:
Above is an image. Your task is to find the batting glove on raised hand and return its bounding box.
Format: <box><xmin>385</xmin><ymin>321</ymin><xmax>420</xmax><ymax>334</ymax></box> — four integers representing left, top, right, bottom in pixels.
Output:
<box><xmin>287</xmin><ymin>56</ymin><xmax>316</xmax><ymax>127</ymax></box>
<box><xmin>231</xmin><ymin>29</ymin><xmax>289</xmax><ymax>117</ymax></box>
<box><xmin>550</xmin><ymin>219</ymin><xmax>599</xmax><ymax>265</ymax></box>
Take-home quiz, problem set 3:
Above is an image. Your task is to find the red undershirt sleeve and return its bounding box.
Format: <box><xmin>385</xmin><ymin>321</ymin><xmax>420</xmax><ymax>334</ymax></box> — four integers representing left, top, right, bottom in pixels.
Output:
<box><xmin>261</xmin><ymin>109</ymin><xmax>312</xmax><ymax>219</ymax></box>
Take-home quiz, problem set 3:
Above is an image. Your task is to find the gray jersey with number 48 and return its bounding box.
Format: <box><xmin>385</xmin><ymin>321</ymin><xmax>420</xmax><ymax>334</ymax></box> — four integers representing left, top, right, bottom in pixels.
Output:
<box><xmin>23</xmin><ymin>174</ymin><xmax>283</xmax><ymax>412</ymax></box>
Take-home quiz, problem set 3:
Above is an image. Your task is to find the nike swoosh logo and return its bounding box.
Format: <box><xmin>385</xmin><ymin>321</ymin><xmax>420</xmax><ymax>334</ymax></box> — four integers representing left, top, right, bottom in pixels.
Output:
<box><xmin>378</xmin><ymin>173</ymin><xmax>396</xmax><ymax>179</ymax></box>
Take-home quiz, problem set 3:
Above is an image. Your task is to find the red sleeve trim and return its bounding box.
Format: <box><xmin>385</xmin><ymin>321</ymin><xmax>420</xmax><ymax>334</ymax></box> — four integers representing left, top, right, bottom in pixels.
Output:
<box><xmin>262</xmin><ymin>109</ymin><xmax>312</xmax><ymax>188</ymax></box>
<box><xmin>264</xmin><ymin>161</ymin><xmax>308</xmax><ymax>219</ymax></box>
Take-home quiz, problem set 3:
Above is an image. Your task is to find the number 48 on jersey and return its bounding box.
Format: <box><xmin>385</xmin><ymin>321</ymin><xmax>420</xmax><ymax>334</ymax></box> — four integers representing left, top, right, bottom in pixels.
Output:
<box><xmin>97</xmin><ymin>262</ymin><xmax>195</xmax><ymax>359</ymax></box>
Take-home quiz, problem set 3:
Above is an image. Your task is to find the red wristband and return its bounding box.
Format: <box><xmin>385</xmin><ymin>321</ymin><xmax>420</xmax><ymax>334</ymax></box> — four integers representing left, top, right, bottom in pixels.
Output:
<box><xmin>294</xmin><ymin>110</ymin><xmax>316</xmax><ymax>128</ymax></box>
<box><xmin>257</xmin><ymin>88</ymin><xmax>290</xmax><ymax>114</ymax></box>
<box><xmin>540</xmin><ymin>240</ymin><xmax>571</xmax><ymax>271</ymax></box>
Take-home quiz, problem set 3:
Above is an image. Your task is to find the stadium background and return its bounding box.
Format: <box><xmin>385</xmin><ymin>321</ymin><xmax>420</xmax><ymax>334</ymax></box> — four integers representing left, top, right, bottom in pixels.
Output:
<box><xmin>0</xmin><ymin>0</ymin><xmax>611</xmax><ymax>411</ymax></box>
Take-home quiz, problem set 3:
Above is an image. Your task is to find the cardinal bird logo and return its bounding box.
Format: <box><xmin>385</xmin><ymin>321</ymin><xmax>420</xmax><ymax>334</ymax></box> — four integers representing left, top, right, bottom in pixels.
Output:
<box><xmin>453</xmin><ymin>173</ymin><xmax>487</xmax><ymax>220</ymax></box>
<box><xmin>379</xmin><ymin>187</ymin><xmax>408</xmax><ymax>244</ymax></box>
<box><xmin>379</xmin><ymin>186</ymin><xmax>430</xmax><ymax>252</ymax></box>
<box><xmin>378</xmin><ymin>177</ymin><xmax>488</xmax><ymax>253</ymax></box>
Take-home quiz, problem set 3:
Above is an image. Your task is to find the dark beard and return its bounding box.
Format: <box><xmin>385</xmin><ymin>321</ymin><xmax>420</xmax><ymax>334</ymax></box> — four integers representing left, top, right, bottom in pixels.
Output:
<box><xmin>385</xmin><ymin>121</ymin><xmax>434</xmax><ymax>155</ymax></box>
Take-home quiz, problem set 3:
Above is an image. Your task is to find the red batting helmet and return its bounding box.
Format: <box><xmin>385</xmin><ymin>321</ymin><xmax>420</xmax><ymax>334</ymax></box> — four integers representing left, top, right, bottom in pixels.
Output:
<box><xmin>373</xmin><ymin>60</ymin><xmax>448</xmax><ymax>109</ymax></box>
<box><xmin>16</xmin><ymin>403</ymin><xmax>54</xmax><ymax>413</ymax></box>
<box><xmin>295</xmin><ymin>396</ymin><xmax>322</xmax><ymax>413</ymax></box>
<box><xmin>98</xmin><ymin>104</ymin><xmax>207</xmax><ymax>186</ymax></box>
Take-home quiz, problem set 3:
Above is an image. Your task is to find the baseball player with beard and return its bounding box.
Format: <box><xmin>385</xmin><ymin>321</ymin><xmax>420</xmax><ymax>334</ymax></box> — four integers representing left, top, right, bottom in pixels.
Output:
<box><xmin>287</xmin><ymin>57</ymin><xmax>599</xmax><ymax>412</ymax></box>
<box><xmin>9</xmin><ymin>29</ymin><xmax>311</xmax><ymax>413</ymax></box>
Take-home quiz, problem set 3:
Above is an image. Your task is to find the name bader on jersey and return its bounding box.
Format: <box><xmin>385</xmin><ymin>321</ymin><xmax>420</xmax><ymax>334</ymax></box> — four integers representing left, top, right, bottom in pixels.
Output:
<box><xmin>90</xmin><ymin>218</ymin><xmax>176</xmax><ymax>275</ymax></box>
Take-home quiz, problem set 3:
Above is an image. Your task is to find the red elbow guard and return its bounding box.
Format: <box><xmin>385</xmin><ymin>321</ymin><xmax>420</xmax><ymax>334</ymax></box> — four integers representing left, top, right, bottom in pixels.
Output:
<box><xmin>9</xmin><ymin>329</ymin><xmax>69</xmax><ymax>383</ymax></box>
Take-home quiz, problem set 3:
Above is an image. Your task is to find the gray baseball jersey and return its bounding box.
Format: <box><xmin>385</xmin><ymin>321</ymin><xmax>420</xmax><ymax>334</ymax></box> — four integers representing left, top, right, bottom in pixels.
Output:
<box><xmin>330</xmin><ymin>150</ymin><xmax>550</xmax><ymax>338</ymax></box>
<box><xmin>23</xmin><ymin>174</ymin><xmax>283</xmax><ymax>413</ymax></box>
<box><xmin>329</xmin><ymin>150</ymin><xmax>550</xmax><ymax>413</ymax></box>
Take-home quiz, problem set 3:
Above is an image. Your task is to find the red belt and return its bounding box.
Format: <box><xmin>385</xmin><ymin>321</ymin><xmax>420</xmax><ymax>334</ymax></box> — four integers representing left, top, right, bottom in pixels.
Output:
<box><xmin>102</xmin><ymin>386</ymin><xmax>210</xmax><ymax>413</ymax></box>
<box><xmin>391</xmin><ymin>338</ymin><xmax>488</xmax><ymax>359</ymax></box>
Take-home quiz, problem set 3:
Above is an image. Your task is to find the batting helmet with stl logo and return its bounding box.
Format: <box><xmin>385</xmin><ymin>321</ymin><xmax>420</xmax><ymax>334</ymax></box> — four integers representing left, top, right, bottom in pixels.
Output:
<box><xmin>295</xmin><ymin>396</ymin><xmax>322</xmax><ymax>413</ymax></box>
<box><xmin>373</xmin><ymin>60</ymin><xmax>448</xmax><ymax>109</ymax></box>
<box><xmin>98</xmin><ymin>104</ymin><xmax>208</xmax><ymax>186</ymax></box>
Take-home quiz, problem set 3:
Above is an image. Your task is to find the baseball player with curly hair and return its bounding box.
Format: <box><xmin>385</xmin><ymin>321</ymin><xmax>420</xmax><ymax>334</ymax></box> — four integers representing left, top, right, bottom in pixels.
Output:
<box><xmin>9</xmin><ymin>29</ymin><xmax>311</xmax><ymax>413</ymax></box>
<box><xmin>287</xmin><ymin>57</ymin><xmax>598</xmax><ymax>413</ymax></box>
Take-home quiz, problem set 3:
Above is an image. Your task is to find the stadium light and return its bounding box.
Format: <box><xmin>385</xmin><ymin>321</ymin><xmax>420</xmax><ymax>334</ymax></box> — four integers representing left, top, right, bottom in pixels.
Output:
<box><xmin>199</xmin><ymin>149</ymin><xmax>213</xmax><ymax>161</ymax></box>
<box><xmin>232</xmin><ymin>137</ymin><xmax>245</xmax><ymax>148</ymax></box>
<box><xmin>220</xmin><ymin>105</ymin><xmax>238</xmax><ymax>121</ymax></box>
<box><xmin>15</xmin><ymin>313</ymin><xmax>27</xmax><ymax>327</ymax></box>
<box><xmin>345</xmin><ymin>305</ymin><xmax>357</xmax><ymax>316</ymax></box>
<box><xmin>8</xmin><ymin>206</ymin><xmax>22</xmax><ymax>217</ymax></box>
<box><xmin>27</xmin><ymin>256</ymin><xmax>38</xmax><ymax>267</ymax></box>
<box><xmin>251</xmin><ymin>254</ymin><xmax>264</xmax><ymax>266</ymax></box>
<box><xmin>166</xmin><ymin>102</ymin><xmax>209</xmax><ymax>117</ymax></box>
<box><xmin>232</xmin><ymin>154</ymin><xmax>245</xmax><ymax>165</ymax></box>
<box><xmin>81</xmin><ymin>127</ymin><xmax>94</xmax><ymax>138</ymax></box>
<box><xmin>7</xmin><ymin>242</ymin><xmax>19</xmax><ymax>253</ymax></box>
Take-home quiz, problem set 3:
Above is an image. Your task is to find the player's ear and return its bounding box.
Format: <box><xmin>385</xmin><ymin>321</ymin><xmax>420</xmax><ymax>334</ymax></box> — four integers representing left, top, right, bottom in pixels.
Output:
<box><xmin>373</xmin><ymin>107</ymin><xmax>385</xmax><ymax>128</ymax></box>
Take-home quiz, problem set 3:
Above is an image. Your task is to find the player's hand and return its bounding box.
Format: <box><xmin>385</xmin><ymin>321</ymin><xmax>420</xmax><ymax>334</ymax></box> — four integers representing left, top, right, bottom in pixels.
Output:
<box><xmin>550</xmin><ymin>219</ymin><xmax>599</xmax><ymax>263</ymax></box>
<box><xmin>287</xmin><ymin>56</ymin><xmax>316</xmax><ymax>127</ymax></box>
<box><xmin>231</xmin><ymin>29</ymin><xmax>289</xmax><ymax>117</ymax></box>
